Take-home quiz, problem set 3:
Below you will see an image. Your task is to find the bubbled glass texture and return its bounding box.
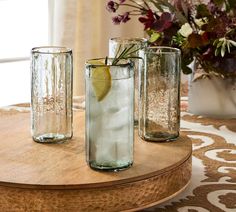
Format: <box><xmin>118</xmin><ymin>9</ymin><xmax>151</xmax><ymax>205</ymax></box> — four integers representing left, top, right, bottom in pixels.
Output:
<box><xmin>139</xmin><ymin>47</ymin><xmax>181</xmax><ymax>142</ymax></box>
<box><xmin>31</xmin><ymin>47</ymin><xmax>73</xmax><ymax>143</ymax></box>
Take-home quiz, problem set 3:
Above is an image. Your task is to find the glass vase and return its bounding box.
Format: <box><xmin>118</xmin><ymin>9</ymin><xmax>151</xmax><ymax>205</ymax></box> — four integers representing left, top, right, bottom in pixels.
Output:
<box><xmin>85</xmin><ymin>58</ymin><xmax>134</xmax><ymax>171</ymax></box>
<box><xmin>31</xmin><ymin>46</ymin><xmax>73</xmax><ymax>143</ymax></box>
<box><xmin>139</xmin><ymin>47</ymin><xmax>181</xmax><ymax>142</ymax></box>
<box><xmin>109</xmin><ymin>37</ymin><xmax>147</xmax><ymax>126</ymax></box>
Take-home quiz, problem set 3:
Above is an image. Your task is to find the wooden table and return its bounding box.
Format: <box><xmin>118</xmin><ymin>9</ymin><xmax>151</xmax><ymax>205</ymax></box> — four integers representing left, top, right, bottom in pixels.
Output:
<box><xmin>0</xmin><ymin>108</ymin><xmax>192</xmax><ymax>211</ymax></box>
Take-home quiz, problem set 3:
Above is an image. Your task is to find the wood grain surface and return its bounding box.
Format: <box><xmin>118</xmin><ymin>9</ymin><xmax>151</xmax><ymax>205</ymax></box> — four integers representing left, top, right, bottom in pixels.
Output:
<box><xmin>0</xmin><ymin>110</ymin><xmax>192</xmax><ymax>211</ymax></box>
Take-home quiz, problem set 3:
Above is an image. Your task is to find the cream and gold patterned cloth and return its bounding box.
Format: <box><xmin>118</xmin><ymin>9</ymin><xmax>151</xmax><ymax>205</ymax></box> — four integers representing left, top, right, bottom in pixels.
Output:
<box><xmin>147</xmin><ymin>113</ymin><xmax>236</xmax><ymax>211</ymax></box>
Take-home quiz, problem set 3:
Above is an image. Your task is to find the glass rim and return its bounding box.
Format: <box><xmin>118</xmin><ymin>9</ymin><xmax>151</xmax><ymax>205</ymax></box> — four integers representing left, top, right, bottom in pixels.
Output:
<box><xmin>141</xmin><ymin>46</ymin><xmax>181</xmax><ymax>55</ymax></box>
<box><xmin>86</xmin><ymin>58</ymin><xmax>134</xmax><ymax>68</ymax></box>
<box><xmin>31</xmin><ymin>46</ymin><xmax>72</xmax><ymax>54</ymax></box>
<box><xmin>109</xmin><ymin>37</ymin><xmax>148</xmax><ymax>43</ymax></box>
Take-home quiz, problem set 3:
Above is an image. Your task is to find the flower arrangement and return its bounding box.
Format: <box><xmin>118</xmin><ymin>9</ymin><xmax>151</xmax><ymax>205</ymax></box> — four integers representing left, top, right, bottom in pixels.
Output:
<box><xmin>106</xmin><ymin>0</ymin><xmax>236</xmax><ymax>79</ymax></box>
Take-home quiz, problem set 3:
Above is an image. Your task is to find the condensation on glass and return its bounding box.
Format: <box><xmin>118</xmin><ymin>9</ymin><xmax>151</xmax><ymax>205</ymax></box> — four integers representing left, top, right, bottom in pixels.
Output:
<box><xmin>85</xmin><ymin>58</ymin><xmax>134</xmax><ymax>171</ymax></box>
<box><xmin>139</xmin><ymin>47</ymin><xmax>181</xmax><ymax>142</ymax></box>
<box><xmin>109</xmin><ymin>37</ymin><xmax>147</xmax><ymax>126</ymax></box>
<box><xmin>31</xmin><ymin>46</ymin><xmax>73</xmax><ymax>143</ymax></box>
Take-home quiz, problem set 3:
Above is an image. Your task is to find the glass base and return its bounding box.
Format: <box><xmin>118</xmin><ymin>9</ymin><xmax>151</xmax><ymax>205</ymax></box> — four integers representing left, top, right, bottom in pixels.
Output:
<box><xmin>33</xmin><ymin>133</ymin><xmax>71</xmax><ymax>144</ymax></box>
<box><xmin>140</xmin><ymin>132</ymin><xmax>179</xmax><ymax>142</ymax></box>
<box><xmin>88</xmin><ymin>161</ymin><xmax>133</xmax><ymax>172</ymax></box>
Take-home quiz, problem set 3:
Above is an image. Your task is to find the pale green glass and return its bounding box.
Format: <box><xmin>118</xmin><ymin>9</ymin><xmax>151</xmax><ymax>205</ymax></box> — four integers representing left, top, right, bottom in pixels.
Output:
<box><xmin>31</xmin><ymin>46</ymin><xmax>73</xmax><ymax>143</ymax></box>
<box><xmin>139</xmin><ymin>47</ymin><xmax>181</xmax><ymax>142</ymax></box>
<box><xmin>85</xmin><ymin>59</ymin><xmax>134</xmax><ymax>171</ymax></box>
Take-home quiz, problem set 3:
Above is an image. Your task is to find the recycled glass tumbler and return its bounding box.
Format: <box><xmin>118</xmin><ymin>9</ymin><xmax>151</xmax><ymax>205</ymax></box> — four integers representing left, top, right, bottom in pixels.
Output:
<box><xmin>31</xmin><ymin>46</ymin><xmax>73</xmax><ymax>143</ymax></box>
<box><xmin>109</xmin><ymin>37</ymin><xmax>147</xmax><ymax>126</ymax></box>
<box><xmin>85</xmin><ymin>58</ymin><xmax>134</xmax><ymax>171</ymax></box>
<box><xmin>139</xmin><ymin>47</ymin><xmax>181</xmax><ymax>142</ymax></box>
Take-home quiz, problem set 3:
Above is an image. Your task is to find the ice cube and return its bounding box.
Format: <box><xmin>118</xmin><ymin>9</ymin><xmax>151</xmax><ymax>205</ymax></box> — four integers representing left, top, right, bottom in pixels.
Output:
<box><xmin>103</xmin><ymin>106</ymin><xmax>130</xmax><ymax>130</ymax></box>
<box><xmin>100</xmin><ymin>79</ymin><xmax>130</xmax><ymax>110</ymax></box>
<box><xmin>94</xmin><ymin>136</ymin><xmax>132</xmax><ymax>165</ymax></box>
<box><xmin>95</xmin><ymin>136</ymin><xmax>118</xmax><ymax>164</ymax></box>
<box><xmin>116</xmin><ymin>138</ymin><xmax>132</xmax><ymax>161</ymax></box>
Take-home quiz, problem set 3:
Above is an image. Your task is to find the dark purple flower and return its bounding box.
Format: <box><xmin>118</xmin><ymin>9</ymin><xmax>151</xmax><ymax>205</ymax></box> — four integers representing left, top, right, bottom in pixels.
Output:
<box><xmin>112</xmin><ymin>16</ymin><xmax>123</xmax><ymax>24</ymax></box>
<box><xmin>161</xmin><ymin>12</ymin><xmax>172</xmax><ymax>22</ymax></box>
<box><xmin>121</xmin><ymin>12</ymin><xmax>130</xmax><ymax>23</ymax></box>
<box><xmin>139</xmin><ymin>9</ymin><xmax>156</xmax><ymax>30</ymax></box>
<box><xmin>107</xmin><ymin>1</ymin><xmax>118</xmax><ymax>13</ymax></box>
<box><xmin>153</xmin><ymin>12</ymin><xmax>173</xmax><ymax>32</ymax></box>
<box><xmin>119</xmin><ymin>0</ymin><xmax>126</xmax><ymax>3</ymax></box>
<box><xmin>112</xmin><ymin>12</ymin><xmax>131</xmax><ymax>25</ymax></box>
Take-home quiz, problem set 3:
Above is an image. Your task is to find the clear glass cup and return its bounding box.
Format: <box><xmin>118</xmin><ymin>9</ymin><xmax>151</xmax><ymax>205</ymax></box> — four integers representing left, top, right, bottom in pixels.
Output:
<box><xmin>31</xmin><ymin>46</ymin><xmax>73</xmax><ymax>143</ymax></box>
<box><xmin>109</xmin><ymin>37</ymin><xmax>147</xmax><ymax>126</ymax></box>
<box><xmin>85</xmin><ymin>58</ymin><xmax>134</xmax><ymax>171</ymax></box>
<box><xmin>139</xmin><ymin>47</ymin><xmax>181</xmax><ymax>142</ymax></box>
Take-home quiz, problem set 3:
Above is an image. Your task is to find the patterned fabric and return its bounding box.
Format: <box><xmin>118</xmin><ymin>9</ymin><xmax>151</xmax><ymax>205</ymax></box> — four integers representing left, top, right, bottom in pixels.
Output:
<box><xmin>1</xmin><ymin>100</ymin><xmax>235</xmax><ymax>211</ymax></box>
<box><xmin>146</xmin><ymin>113</ymin><xmax>236</xmax><ymax>212</ymax></box>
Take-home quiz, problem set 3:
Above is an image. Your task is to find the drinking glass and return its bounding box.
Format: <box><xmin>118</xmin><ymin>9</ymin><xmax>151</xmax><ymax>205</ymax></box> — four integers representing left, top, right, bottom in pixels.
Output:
<box><xmin>139</xmin><ymin>47</ymin><xmax>181</xmax><ymax>141</ymax></box>
<box><xmin>109</xmin><ymin>37</ymin><xmax>147</xmax><ymax>126</ymax></box>
<box><xmin>85</xmin><ymin>58</ymin><xmax>134</xmax><ymax>171</ymax></box>
<box><xmin>31</xmin><ymin>46</ymin><xmax>73</xmax><ymax>143</ymax></box>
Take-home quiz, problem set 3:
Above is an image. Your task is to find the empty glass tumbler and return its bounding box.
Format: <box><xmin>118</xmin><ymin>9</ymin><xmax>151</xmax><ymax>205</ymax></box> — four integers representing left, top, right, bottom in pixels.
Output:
<box><xmin>139</xmin><ymin>47</ymin><xmax>181</xmax><ymax>141</ymax></box>
<box><xmin>109</xmin><ymin>37</ymin><xmax>147</xmax><ymax>126</ymax></box>
<box><xmin>85</xmin><ymin>58</ymin><xmax>134</xmax><ymax>171</ymax></box>
<box><xmin>31</xmin><ymin>46</ymin><xmax>73</xmax><ymax>143</ymax></box>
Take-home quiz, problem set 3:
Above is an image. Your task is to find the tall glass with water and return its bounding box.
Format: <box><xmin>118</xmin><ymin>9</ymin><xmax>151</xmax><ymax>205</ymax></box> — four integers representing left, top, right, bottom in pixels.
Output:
<box><xmin>85</xmin><ymin>58</ymin><xmax>134</xmax><ymax>171</ymax></box>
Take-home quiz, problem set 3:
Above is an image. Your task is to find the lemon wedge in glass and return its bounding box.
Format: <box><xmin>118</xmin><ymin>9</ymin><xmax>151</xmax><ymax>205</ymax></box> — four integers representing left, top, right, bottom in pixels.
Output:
<box><xmin>89</xmin><ymin>59</ymin><xmax>111</xmax><ymax>101</ymax></box>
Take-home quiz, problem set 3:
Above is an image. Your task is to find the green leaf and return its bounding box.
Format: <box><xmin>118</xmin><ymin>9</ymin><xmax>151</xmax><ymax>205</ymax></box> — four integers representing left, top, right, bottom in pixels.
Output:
<box><xmin>229</xmin><ymin>40</ymin><xmax>236</xmax><ymax>47</ymax></box>
<box><xmin>228</xmin><ymin>0</ymin><xmax>236</xmax><ymax>8</ymax></box>
<box><xmin>215</xmin><ymin>48</ymin><xmax>219</xmax><ymax>56</ymax></box>
<box><xmin>221</xmin><ymin>42</ymin><xmax>226</xmax><ymax>57</ymax></box>
<box><xmin>227</xmin><ymin>41</ymin><xmax>231</xmax><ymax>53</ymax></box>
<box><xmin>111</xmin><ymin>44</ymin><xmax>143</xmax><ymax>65</ymax></box>
<box><xmin>196</xmin><ymin>4</ymin><xmax>210</xmax><ymax>18</ymax></box>
<box><xmin>181</xmin><ymin>55</ymin><xmax>193</xmax><ymax>75</ymax></box>
<box><xmin>216</xmin><ymin>40</ymin><xmax>223</xmax><ymax>48</ymax></box>
<box><xmin>148</xmin><ymin>32</ymin><xmax>161</xmax><ymax>43</ymax></box>
<box><xmin>182</xmin><ymin>64</ymin><xmax>192</xmax><ymax>74</ymax></box>
<box><xmin>212</xmin><ymin>0</ymin><xmax>224</xmax><ymax>6</ymax></box>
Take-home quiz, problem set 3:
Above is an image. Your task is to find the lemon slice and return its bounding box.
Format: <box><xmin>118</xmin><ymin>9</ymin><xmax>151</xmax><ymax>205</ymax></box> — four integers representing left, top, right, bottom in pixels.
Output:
<box><xmin>90</xmin><ymin>60</ymin><xmax>111</xmax><ymax>101</ymax></box>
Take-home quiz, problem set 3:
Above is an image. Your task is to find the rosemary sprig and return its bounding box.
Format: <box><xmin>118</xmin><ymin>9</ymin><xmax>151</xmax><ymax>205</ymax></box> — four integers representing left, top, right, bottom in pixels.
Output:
<box><xmin>110</xmin><ymin>44</ymin><xmax>143</xmax><ymax>65</ymax></box>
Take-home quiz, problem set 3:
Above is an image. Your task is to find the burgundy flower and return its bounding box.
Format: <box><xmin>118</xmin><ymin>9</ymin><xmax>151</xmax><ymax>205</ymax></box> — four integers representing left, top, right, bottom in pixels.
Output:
<box><xmin>139</xmin><ymin>9</ymin><xmax>156</xmax><ymax>30</ymax></box>
<box><xmin>119</xmin><ymin>0</ymin><xmax>126</xmax><ymax>3</ymax></box>
<box><xmin>107</xmin><ymin>1</ymin><xmax>118</xmax><ymax>13</ymax></box>
<box><xmin>152</xmin><ymin>12</ymin><xmax>173</xmax><ymax>32</ymax></box>
<box><xmin>121</xmin><ymin>12</ymin><xmax>130</xmax><ymax>23</ymax></box>
<box><xmin>112</xmin><ymin>12</ymin><xmax>131</xmax><ymax>25</ymax></box>
<box><xmin>161</xmin><ymin>12</ymin><xmax>172</xmax><ymax>22</ymax></box>
<box><xmin>201</xmin><ymin>32</ymin><xmax>208</xmax><ymax>43</ymax></box>
<box><xmin>112</xmin><ymin>16</ymin><xmax>123</xmax><ymax>24</ymax></box>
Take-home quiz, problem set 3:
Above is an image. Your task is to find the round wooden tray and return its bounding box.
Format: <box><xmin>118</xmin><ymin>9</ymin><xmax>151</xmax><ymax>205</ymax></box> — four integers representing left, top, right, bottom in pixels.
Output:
<box><xmin>0</xmin><ymin>110</ymin><xmax>192</xmax><ymax>211</ymax></box>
